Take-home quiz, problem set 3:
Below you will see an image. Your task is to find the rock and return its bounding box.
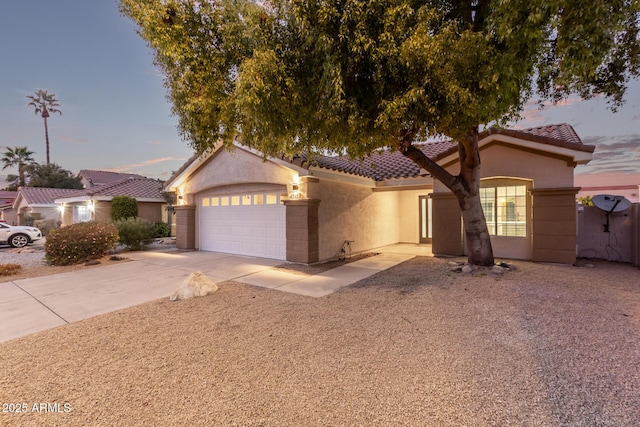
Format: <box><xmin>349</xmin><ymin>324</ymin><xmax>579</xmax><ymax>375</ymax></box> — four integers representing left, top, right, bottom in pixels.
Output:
<box><xmin>170</xmin><ymin>271</ymin><xmax>218</xmax><ymax>301</ymax></box>
<box><xmin>491</xmin><ymin>265</ymin><xmax>505</xmax><ymax>274</ymax></box>
<box><xmin>462</xmin><ymin>264</ymin><xmax>474</xmax><ymax>274</ymax></box>
<box><xmin>84</xmin><ymin>260</ymin><xmax>101</xmax><ymax>266</ymax></box>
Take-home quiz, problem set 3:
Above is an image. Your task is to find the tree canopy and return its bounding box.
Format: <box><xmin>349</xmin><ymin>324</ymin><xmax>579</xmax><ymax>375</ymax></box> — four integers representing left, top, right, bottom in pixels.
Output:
<box><xmin>2</xmin><ymin>146</ymin><xmax>36</xmax><ymax>190</ymax></box>
<box><xmin>121</xmin><ymin>0</ymin><xmax>640</xmax><ymax>265</ymax></box>
<box><xmin>25</xmin><ymin>163</ymin><xmax>83</xmax><ymax>189</ymax></box>
<box><xmin>27</xmin><ymin>89</ymin><xmax>62</xmax><ymax>165</ymax></box>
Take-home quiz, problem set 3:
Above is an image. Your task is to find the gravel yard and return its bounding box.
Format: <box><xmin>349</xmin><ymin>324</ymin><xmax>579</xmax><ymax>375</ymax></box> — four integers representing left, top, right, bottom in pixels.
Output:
<box><xmin>1</xmin><ymin>255</ymin><xmax>639</xmax><ymax>426</ymax></box>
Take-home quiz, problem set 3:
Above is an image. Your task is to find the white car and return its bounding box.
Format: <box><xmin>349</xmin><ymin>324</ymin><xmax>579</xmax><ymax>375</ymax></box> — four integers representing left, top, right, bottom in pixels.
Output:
<box><xmin>0</xmin><ymin>223</ymin><xmax>43</xmax><ymax>248</ymax></box>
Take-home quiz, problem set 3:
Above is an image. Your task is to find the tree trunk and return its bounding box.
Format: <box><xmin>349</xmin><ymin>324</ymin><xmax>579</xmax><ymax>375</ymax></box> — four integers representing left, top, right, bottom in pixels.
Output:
<box><xmin>454</xmin><ymin>128</ymin><xmax>494</xmax><ymax>266</ymax></box>
<box><xmin>456</xmin><ymin>188</ymin><xmax>495</xmax><ymax>266</ymax></box>
<box><xmin>43</xmin><ymin>116</ymin><xmax>50</xmax><ymax>165</ymax></box>
<box><xmin>397</xmin><ymin>127</ymin><xmax>495</xmax><ymax>266</ymax></box>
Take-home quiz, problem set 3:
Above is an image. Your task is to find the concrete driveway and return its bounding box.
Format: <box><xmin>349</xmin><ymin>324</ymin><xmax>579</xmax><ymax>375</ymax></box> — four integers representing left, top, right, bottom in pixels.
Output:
<box><xmin>0</xmin><ymin>244</ymin><xmax>429</xmax><ymax>343</ymax></box>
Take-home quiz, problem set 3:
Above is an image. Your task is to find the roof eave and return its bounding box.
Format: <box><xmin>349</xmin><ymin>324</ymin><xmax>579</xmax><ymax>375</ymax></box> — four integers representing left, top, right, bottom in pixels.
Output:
<box><xmin>436</xmin><ymin>133</ymin><xmax>594</xmax><ymax>166</ymax></box>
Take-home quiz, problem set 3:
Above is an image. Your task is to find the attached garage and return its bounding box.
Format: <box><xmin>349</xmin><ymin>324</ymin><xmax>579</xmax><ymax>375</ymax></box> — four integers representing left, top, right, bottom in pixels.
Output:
<box><xmin>199</xmin><ymin>191</ymin><xmax>286</xmax><ymax>260</ymax></box>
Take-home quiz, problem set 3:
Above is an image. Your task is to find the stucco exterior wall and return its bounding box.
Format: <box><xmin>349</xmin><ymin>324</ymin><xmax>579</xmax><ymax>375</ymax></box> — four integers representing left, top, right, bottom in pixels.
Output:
<box><xmin>93</xmin><ymin>201</ymin><xmax>112</xmax><ymax>223</ymax></box>
<box><xmin>397</xmin><ymin>189</ymin><xmax>432</xmax><ymax>243</ymax></box>
<box><xmin>530</xmin><ymin>188</ymin><xmax>580</xmax><ymax>264</ymax></box>
<box><xmin>577</xmin><ymin>205</ymin><xmax>634</xmax><ymax>263</ymax></box>
<box><xmin>181</xmin><ymin>149</ymin><xmax>296</xmax><ymax>204</ymax></box>
<box><xmin>315</xmin><ymin>180</ymin><xmax>400</xmax><ymax>261</ymax></box>
<box><xmin>432</xmin><ymin>143</ymin><xmax>578</xmax><ymax>261</ymax></box>
<box><xmin>1</xmin><ymin>208</ymin><xmax>18</xmax><ymax>226</ymax></box>
<box><xmin>138</xmin><ymin>202</ymin><xmax>163</xmax><ymax>223</ymax></box>
<box><xmin>434</xmin><ymin>143</ymin><xmax>575</xmax><ymax>192</ymax></box>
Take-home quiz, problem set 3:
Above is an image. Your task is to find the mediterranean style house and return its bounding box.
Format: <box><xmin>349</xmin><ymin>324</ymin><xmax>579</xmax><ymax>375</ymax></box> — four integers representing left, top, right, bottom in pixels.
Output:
<box><xmin>164</xmin><ymin>124</ymin><xmax>594</xmax><ymax>264</ymax></box>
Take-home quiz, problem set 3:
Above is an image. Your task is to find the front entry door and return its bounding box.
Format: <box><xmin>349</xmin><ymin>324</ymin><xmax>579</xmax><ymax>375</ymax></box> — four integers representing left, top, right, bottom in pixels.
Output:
<box><xmin>419</xmin><ymin>195</ymin><xmax>432</xmax><ymax>244</ymax></box>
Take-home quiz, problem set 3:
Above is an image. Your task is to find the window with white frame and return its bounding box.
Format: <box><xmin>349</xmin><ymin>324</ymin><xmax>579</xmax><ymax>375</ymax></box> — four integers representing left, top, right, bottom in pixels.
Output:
<box><xmin>74</xmin><ymin>205</ymin><xmax>92</xmax><ymax>223</ymax></box>
<box><xmin>480</xmin><ymin>185</ymin><xmax>527</xmax><ymax>237</ymax></box>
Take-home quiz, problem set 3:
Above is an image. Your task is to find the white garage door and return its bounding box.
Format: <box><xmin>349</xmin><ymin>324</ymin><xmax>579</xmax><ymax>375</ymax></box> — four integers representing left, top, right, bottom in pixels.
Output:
<box><xmin>199</xmin><ymin>192</ymin><xmax>286</xmax><ymax>260</ymax></box>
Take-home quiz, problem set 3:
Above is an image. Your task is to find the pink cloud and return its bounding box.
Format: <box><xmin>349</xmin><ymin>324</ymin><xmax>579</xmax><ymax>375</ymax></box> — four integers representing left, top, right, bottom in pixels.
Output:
<box><xmin>107</xmin><ymin>156</ymin><xmax>186</xmax><ymax>173</ymax></box>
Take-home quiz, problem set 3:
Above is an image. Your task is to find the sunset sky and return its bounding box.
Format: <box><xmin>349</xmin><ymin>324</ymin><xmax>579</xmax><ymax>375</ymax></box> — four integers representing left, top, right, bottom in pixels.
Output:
<box><xmin>1</xmin><ymin>1</ymin><xmax>638</xmax><ymax>183</ymax></box>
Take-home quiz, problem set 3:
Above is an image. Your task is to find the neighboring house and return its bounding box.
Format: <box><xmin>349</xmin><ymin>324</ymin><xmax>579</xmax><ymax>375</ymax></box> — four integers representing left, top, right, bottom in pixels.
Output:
<box><xmin>164</xmin><ymin>123</ymin><xmax>594</xmax><ymax>265</ymax></box>
<box><xmin>12</xmin><ymin>187</ymin><xmax>80</xmax><ymax>225</ymax></box>
<box><xmin>0</xmin><ymin>190</ymin><xmax>17</xmax><ymax>224</ymax></box>
<box><xmin>55</xmin><ymin>177</ymin><xmax>167</xmax><ymax>226</ymax></box>
<box><xmin>78</xmin><ymin>170</ymin><xmax>145</xmax><ymax>189</ymax></box>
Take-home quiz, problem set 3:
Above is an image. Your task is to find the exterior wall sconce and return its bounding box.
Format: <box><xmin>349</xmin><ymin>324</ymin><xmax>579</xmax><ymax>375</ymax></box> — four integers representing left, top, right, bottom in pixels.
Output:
<box><xmin>290</xmin><ymin>175</ymin><xmax>301</xmax><ymax>199</ymax></box>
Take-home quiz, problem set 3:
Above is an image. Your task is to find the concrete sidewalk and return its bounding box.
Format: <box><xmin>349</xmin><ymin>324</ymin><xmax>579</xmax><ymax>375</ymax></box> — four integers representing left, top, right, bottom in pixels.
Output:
<box><xmin>0</xmin><ymin>244</ymin><xmax>431</xmax><ymax>343</ymax></box>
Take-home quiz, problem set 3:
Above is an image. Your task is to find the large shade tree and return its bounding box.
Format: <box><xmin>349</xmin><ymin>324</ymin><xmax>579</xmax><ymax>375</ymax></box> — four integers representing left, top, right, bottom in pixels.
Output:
<box><xmin>121</xmin><ymin>0</ymin><xmax>640</xmax><ymax>266</ymax></box>
<box><xmin>26</xmin><ymin>89</ymin><xmax>62</xmax><ymax>166</ymax></box>
<box><xmin>24</xmin><ymin>163</ymin><xmax>84</xmax><ymax>189</ymax></box>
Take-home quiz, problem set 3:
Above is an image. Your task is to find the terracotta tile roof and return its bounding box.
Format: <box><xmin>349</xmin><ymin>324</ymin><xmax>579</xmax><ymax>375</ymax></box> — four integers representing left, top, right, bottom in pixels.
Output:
<box><xmin>515</xmin><ymin>123</ymin><xmax>583</xmax><ymax>144</ymax></box>
<box><xmin>58</xmin><ymin>177</ymin><xmax>165</xmax><ymax>201</ymax></box>
<box><xmin>296</xmin><ymin>123</ymin><xmax>591</xmax><ymax>181</ymax></box>
<box><xmin>78</xmin><ymin>170</ymin><xmax>145</xmax><ymax>187</ymax></box>
<box><xmin>18</xmin><ymin>187</ymin><xmax>80</xmax><ymax>205</ymax></box>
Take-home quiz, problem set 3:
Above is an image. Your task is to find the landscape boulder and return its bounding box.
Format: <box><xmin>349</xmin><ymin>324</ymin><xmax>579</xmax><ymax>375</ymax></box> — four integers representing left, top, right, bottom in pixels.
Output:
<box><xmin>170</xmin><ymin>271</ymin><xmax>218</xmax><ymax>301</ymax></box>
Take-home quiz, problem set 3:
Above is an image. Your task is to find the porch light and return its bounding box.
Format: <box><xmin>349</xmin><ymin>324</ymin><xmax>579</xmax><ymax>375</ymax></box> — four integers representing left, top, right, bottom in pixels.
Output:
<box><xmin>57</xmin><ymin>204</ymin><xmax>64</xmax><ymax>213</ymax></box>
<box><xmin>290</xmin><ymin>175</ymin><xmax>300</xmax><ymax>199</ymax></box>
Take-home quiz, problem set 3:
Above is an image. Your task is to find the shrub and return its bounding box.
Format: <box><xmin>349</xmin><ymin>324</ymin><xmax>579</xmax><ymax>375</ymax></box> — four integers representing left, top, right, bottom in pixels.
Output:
<box><xmin>34</xmin><ymin>219</ymin><xmax>60</xmax><ymax>237</ymax></box>
<box><xmin>114</xmin><ymin>217</ymin><xmax>156</xmax><ymax>250</ymax></box>
<box><xmin>0</xmin><ymin>263</ymin><xmax>22</xmax><ymax>276</ymax></box>
<box><xmin>45</xmin><ymin>222</ymin><xmax>119</xmax><ymax>266</ymax></box>
<box><xmin>111</xmin><ymin>196</ymin><xmax>138</xmax><ymax>221</ymax></box>
<box><xmin>153</xmin><ymin>221</ymin><xmax>171</xmax><ymax>238</ymax></box>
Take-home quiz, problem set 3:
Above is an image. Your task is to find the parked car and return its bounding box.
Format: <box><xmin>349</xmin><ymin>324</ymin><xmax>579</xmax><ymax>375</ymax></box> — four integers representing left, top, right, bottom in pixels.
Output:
<box><xmin>0</xmin><ymin>223</ymin><xmax>42</xmax><ymax>248</ymax></box>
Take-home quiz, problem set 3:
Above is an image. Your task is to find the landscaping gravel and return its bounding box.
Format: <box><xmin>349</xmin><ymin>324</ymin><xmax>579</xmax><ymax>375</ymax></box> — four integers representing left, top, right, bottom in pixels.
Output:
<box><xmin>1</xmin><ymin>256</ymin><xmax>639</xmax><ymax>426</ymax></box>
<box><xmin>0</xmin><ymin>246</ymin><xmax>46</xmax><ymax>269</ymax></box>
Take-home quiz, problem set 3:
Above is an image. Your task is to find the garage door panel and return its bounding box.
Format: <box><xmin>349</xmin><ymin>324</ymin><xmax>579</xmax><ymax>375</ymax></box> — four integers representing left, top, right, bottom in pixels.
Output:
<box><xmin>199</xmin><ymin>192</ymin><xmax>286</xmax><ymax>260</ymax></box>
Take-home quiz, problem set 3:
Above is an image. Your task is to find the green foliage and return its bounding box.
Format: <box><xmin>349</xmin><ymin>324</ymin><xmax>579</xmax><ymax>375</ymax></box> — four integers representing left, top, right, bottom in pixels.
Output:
<box><xmin>111</xmin><ymin>196</ymin><xmax>138</xmax><ymax>221</ymax></box>
<box><xmin>121</xmin><ymin>0</ymin><xmax>640</xmax><ymax>153</ymax></box>
<box><xmin>45</xmin><ymin>222</ymin><xmax>119</xmax><ymax>266</ymax></box>
<box><xmin>1</xmin><ymin>146</ymin><xmax>36</xmax><ymax>188</ymax></box>
<box><xmin>25</xmin><ymin>163</ymin><xmax>83</xmax><ymax>189</ymax></box>
<box><xmin>153</xmin><ymin>221</ymin><xmax>171</xmax><ymax>238</ymax></box>
<box><xmin>578</xmin><ymin>196</ymin><xmax>595</xmax><ymax>207</ymax></box>
<box><xmin>121</xmin><ymin>0</ymin><xmax>640</xmax><ymax>265</ymax></box>
<box><xmin>114</xmin><ymin>217</ymin><xmax>156</xmax><ymax>251</ymax></box>
<box><xmin>33</xmin><ymin>219</ymin><xmax>61</xmax><ymax>237</ymax></box>
<box><xmin>22</xmin><ymin>216</ymin><xmax>35</xmax><ymax>227</ymax></box>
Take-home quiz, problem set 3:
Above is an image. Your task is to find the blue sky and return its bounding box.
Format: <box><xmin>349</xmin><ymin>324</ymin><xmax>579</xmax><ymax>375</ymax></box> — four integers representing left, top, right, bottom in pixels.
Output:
<box><xmin>1</xmin><ymin>1</ymin><xmax>638</xmax><ymax>183</ymax></box>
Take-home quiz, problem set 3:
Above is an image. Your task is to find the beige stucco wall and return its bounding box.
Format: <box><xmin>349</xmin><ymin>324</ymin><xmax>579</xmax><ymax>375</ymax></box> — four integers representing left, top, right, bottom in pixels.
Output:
<box><xmin>180</xmin><ymin>148</ymin><xmax>297</xmax><ymax>205</ymax></box>
<box><xmin>434</xmin><ymin>143</ymin><xmax>575</xmax><ymax>192</ymax></box>
<box><xmin>397</xmin><ymin>189</ymin><xmax>432</xmax><ymax>243</ymax></box>
<box><xmin>312</xmin><ymin>180</ymin><xmax>400</xmax><ymax>261</ymax></box>
<box><xmin>432</xmin><ymin>143</ymin><xmax>578</xmax><ymax>261</ymax></box>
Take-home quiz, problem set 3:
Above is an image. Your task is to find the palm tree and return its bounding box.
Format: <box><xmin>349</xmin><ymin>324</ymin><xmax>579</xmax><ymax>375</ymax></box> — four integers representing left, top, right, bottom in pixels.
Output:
<box><xmin>26</xmin><ymin>89</ymin><xmax>62</xmax><ymax>165</ymax></box>
<box><xmin>1</xmin><ymin>146</ymin><xmax>36</xmax><ymax>189</ymax></box>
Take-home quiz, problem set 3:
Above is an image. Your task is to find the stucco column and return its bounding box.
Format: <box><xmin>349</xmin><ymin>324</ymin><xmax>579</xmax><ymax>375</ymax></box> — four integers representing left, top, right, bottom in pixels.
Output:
<box><xmin>174</xmin><ymin>205</ymin><xmax>196</xmax><ymax>250</ymax></box>
<box><xmin>283</xmin><ymin>199</ymin><xmax>320</xmax><ymax>264</ymax></box>
<box><xmin>530</xmin><ymin>187</ymin><xmax>580</xmax><ymax>264</ymax></box>
<box><xmin>430</xmin><ymin>192</ymin><xmax>464</xmax><ymax>256</ymax></box>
